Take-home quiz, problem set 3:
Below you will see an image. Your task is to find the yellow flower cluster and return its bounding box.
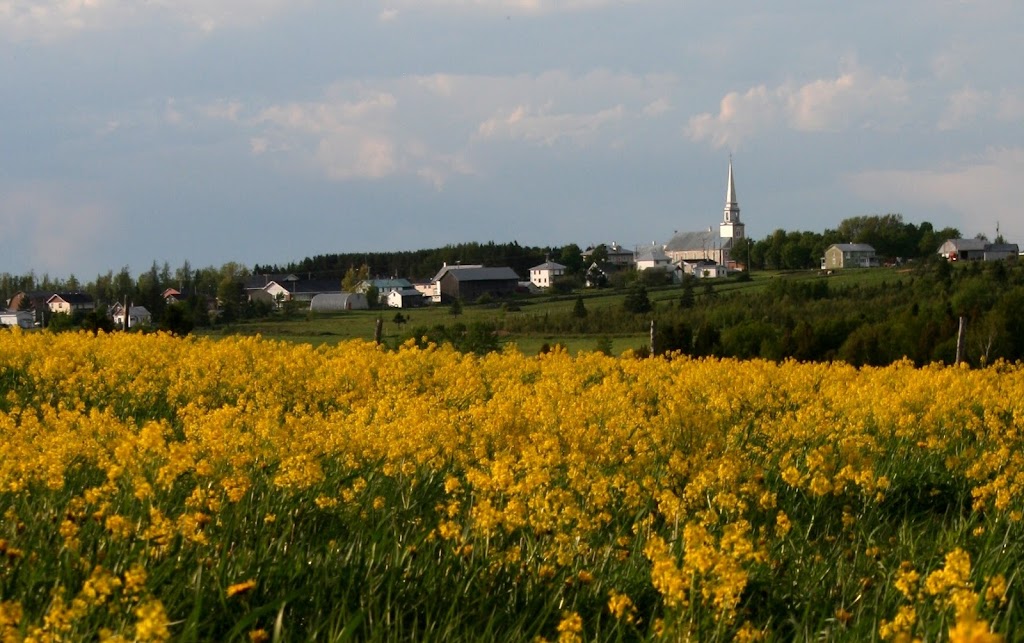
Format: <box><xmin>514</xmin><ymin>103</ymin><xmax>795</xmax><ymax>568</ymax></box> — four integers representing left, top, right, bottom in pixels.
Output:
<box><xmin>1</xmin><ymin>330</ymin><xmax>1024</xmax><ymax>638</ymax></box>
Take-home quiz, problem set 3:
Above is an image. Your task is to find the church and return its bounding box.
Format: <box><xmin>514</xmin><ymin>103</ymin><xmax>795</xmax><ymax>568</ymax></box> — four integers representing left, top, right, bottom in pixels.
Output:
<box><xmin>664</xmin><ymin>160</ymin><xmax>746</xmax><ymax>268</ymax></box>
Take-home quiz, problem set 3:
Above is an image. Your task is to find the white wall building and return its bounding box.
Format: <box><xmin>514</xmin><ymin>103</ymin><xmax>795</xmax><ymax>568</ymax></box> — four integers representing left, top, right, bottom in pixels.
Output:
<box><xmin>529</xmin><ymin>261</ymin><xmax>567</xmax><ymax>289</ymax></box>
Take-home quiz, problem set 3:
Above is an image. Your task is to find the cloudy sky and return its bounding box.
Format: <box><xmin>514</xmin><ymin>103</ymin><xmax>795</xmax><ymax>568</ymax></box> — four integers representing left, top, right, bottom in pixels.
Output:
<box><xmin>1</xmin><ymin>0</ymin><xmax>1022</xmax><ymax>278</ymax></box>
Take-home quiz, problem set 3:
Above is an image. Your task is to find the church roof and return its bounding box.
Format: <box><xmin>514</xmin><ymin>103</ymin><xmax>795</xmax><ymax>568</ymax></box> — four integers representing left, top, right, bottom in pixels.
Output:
<box><xmin>665</xmin><ymin>230</ymin><xmax>733</xmax><ymax>253</ymax></box>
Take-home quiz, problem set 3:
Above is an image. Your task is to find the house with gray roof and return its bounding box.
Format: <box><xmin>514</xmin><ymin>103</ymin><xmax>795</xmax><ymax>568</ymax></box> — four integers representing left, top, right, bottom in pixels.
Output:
<box><xmin>529</xmin><ymin>261</ymin><xmax>567</xmax><ymax>289</ymax></box>
<box><xmin>822</xmin><ymin>243</ymin><xmax>879</xmax><ymax>269</ymax></box>
<box><xmin>634</xmin><ymin>244</ymin><xmax>671</xmax><ymax>271</ymax></box>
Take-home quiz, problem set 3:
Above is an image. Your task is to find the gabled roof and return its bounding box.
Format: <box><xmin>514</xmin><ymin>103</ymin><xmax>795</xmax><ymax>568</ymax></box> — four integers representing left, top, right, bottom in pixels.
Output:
<box><xmin>446</xmin><ymin>267</ymin><xmax>520</xmax><ymax>282</ymax></box>
<box><xmin>246</xmin><ymin>273</ymin><xmax>299</xmax><ymax>289</ymax></box>
<box><xmin>829</xmin><ymin>243</ymin><xmax>876</xmax><ymax>253</ymax></box>
<box><xmin>635</xmin><ymin>246</ymin><xmax>670</xmax><ymax>263</ymax></box>
<box><xmin>431</xmin><ymin>264</ymin><xmax>485</xmax><ymax>282</ymax></box>
<box><xmin>47</xmin><ymin>292</ymin><xmax>94</xmax><ymax>305</ymax></box>
<box><xmin>942</xmin><ymin>238</ymin><xmax>987</xmax><ymax>252</ymax></box>
<box><xmin>530</xmin><ymin>261</ymin><xmax>567</xmax><ymax>271</ymax></box>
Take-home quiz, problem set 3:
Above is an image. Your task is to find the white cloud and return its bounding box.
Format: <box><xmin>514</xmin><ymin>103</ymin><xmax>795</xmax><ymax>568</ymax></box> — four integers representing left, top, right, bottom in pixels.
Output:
<box><xmin>184</xmin><ymin>70</ymin><xmax>671</xmax><ymax>187</ymax></box>
<box><xmin>0</xmin><ymin>0</ymin><xmax>305</xmax><ymax>40</ymax></box>
<box><xmin>996</xmin><ymin>90</ymin><xmax>1024</xmax><ymax>122</ymax></box>
<box><xmin>686</xmin><ymin>65</ymin><xmax>910</xmax><ymax>148</ymax></box>
<box><xmin>845</xmin><ymin>147</ymin><xmax>1024</xmax><ymax>239</ymax></box>
<box><xmin>642</xmin><ymin>98</ymin><xmax>670</xmax><ymax>117</ymax></box>
<box><xmin>476</xmin><ymin>104</ymin><xmax>625</xmax><ymax>146</ymax></box>
<box><xmin>938</xmin><ymin>87</ymin><xmax>991</xmax><ymax>131</ymax></box>
<box><xmin>686</xmin><ymin>85</ymin><xmax>780</xmax><ymax>150</ymax></box>
<box><xmin>381</xmin><ymin>0</ymin><xmax>639</xmax><ymax>15</ymax></box>
<box><xmin>0</xmin><ymin>183</ymin><xmax>117</xmax><ymax>275</ymax></box>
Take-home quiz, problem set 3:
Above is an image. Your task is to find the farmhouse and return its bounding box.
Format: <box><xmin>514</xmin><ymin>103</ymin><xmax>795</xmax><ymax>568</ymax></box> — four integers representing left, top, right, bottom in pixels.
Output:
<box><xmin>822</xmin><ymin>243</ymin><xmax>879</xmax><ymax>269</ymax></box>
<box><xmin>634</xmin><ymin>245</ymin><xmax>671</xmax><ymax>272</ymax></box>
<box><xmin>263</xmin><ymin>279</ymin><xmax>340</xmax><ymax>305</ymax></box>
<box><xmin>47</xmin><ymin>292</ymin><xmax>96</xmax><ymax>315</ymax></box>
<box><xmin>112</xmin><ymin>305</ymin><xmax>152</xmax><ymax>328</ymax></box>
<box><xmin>529</xmin><ymin>261</ymin><xmax>567</xmax><ymax>289</ymax></box>
<box><xmin>386</xmin><ymin>288</ymin><xmax>425</xmax><ymax>309</ymax></box>
<box><xmin>0</xmin><ymin>311</ymin><xmax>34</xmax><ymax>329</ymax></box>
<box><xmin>357</xmin><ymin>278</ymin><xmax>414</xmax><ymax>305</ymax></box>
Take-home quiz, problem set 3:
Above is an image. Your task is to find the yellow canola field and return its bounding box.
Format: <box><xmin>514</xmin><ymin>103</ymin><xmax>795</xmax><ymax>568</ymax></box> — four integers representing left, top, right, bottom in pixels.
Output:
<box><xmin>1</xmin><ymin>330</ymin><xmax>1022</xmax><ymax>641</ymax></box>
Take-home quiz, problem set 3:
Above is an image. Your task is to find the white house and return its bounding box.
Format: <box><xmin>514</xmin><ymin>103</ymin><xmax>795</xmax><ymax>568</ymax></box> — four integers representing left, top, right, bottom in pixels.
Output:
<box><xmin>357</xmin><ymin>278</ymin><xmax>414</xmax><ymax>305</ymax></box>
<box><xmin>529</xmin><ymin>261</ymin><xmax>567</xmax><ymax>289</ymax></box>
<box><xmin>387</xmin><ymin>288</ymin><xmax>425</xmax><ymax>308</ymax></box>
<box><xmin>634</xmin><ymin>245</ymin><xmax>671</xmax><ymax>271</ymax></box>
<box><xmin>46</xmin><ymin>292</ymin><xmax>96</xmax><ymax>315</ymax></box>
<box><xmin>113</xmin><ymin>306</ymin><xmax>152</xmax><ymax>328</ymax></box>
<box><xmin>0</xmin><ymin>311</ymin><xmax>35</xmax><ymax>329</ymax></box>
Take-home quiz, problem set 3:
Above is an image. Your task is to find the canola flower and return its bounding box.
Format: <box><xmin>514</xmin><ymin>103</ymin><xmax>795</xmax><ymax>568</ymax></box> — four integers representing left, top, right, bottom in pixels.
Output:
<box><xmin>0</xmin><ymin>330</ymin><xmax>1023</xmax><ymax>639</ymax></box>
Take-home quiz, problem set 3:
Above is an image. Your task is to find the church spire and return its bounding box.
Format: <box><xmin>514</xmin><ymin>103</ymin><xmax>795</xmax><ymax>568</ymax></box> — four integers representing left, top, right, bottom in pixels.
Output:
<box><xmin>720</xmin><ymin>157</ymin><xmax>745</xmax><ymax>241</ymax></box>
<box><xmin>724</xmin><ymin>157</ymin><xmax>739</xmax><ymax>223</ymax></box>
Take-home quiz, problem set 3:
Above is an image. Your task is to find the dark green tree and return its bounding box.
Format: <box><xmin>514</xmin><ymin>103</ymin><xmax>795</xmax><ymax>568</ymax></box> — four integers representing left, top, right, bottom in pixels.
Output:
<box><xmin>679</xmin><ymin>278</ymin><xmax>695</xmax><ymax>309</ymax></box>
<box><xmin>572</xmin><ymin>295</ymin><xmax>587</xmax><ymax>319</ymax></box>
<box><xmin>449</xmin><ymin>298</ymin><xmax>463</xmax><ymax>318</ymax></box>
<box><xmin>623</xmin><ymin>283</ymin><xmax>652</xmax><ymax>314</ymax></box>
<box><xmin>160</xmin><ymin>303</ymin><xmax>195</xmax><ymax>336</ymax></box>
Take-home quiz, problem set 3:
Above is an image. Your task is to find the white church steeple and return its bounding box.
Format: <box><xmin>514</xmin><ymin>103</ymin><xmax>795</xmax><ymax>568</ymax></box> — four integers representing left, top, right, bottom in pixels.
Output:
<box><xmin>720</xmin><ymin>158</ymin><xmax>745</xmax><ymax>241</ymax></box>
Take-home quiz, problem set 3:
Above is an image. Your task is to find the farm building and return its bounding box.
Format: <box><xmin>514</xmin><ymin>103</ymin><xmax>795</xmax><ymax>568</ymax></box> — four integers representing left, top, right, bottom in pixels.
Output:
<box><xmin>436</xmin><ymin>266</ymin><xmax>520</xmax><ymax>302</ymax></box>
<box><xmin>309</xmin><ymin>293</ymin><xmax>369</xmax><ymax>312</ymax></box>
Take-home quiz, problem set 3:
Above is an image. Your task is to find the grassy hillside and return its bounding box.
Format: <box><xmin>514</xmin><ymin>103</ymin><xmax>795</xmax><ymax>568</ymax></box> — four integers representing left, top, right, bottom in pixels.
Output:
<box><xmin>207</xmin><ymin>266</ymin><xmax>925</xmax><ymax>357</ymax></box>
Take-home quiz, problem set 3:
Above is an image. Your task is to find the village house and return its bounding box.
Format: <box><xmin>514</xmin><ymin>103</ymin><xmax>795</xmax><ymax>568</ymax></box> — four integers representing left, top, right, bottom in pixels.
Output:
<box><xmin>634</xmin><ymin>245</ymin><xmax>671</xmax><ymax>272</ymax></box>
<box><xmin>529</xmin><ymin>261</ymin><xmax>567</xmax><ymax>289</ymax></box>
<box><xmin>46</xmin><ymin>292</ymin><xmax>96</xmax><ymax>315</ymax></box>
<box><xmin>821</xmin><ymin>243</ymin><xmax>879</xmax><ymax>269</ymax></box>
<box><xmin>357</xmin><ymin>278</ymin><xmax>414</xmax><ymax>305</ymax></box>
<box><xmin>262</xmin><ymin>278</ymin><xmax>340</xmax><ymax>306</ymax></box>
<box><xmin>111</xmin><ymin>304</ymin><xmax>152</xmax><ymax>329</ymax></box>
<box><xmin>386</xmin><ymin>288</ymin><xmax>425</xmax><ymax>309</ymax></box>
<box><xmin>0</xmin><ymin>310</ymin><xmax>34</xmax><ymax>329</ymax></box>
<box><xmin>581</xmin><ymin>242</ymin><xmax>634</xmax><ymax>269</ymax></box>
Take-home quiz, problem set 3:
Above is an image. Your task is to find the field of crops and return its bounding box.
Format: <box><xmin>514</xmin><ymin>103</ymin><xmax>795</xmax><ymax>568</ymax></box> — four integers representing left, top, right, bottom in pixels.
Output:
<box><xmin>1</xmin><ymin>330</ymin><xmax>1022</xmax><ymax>641</ymax></box>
